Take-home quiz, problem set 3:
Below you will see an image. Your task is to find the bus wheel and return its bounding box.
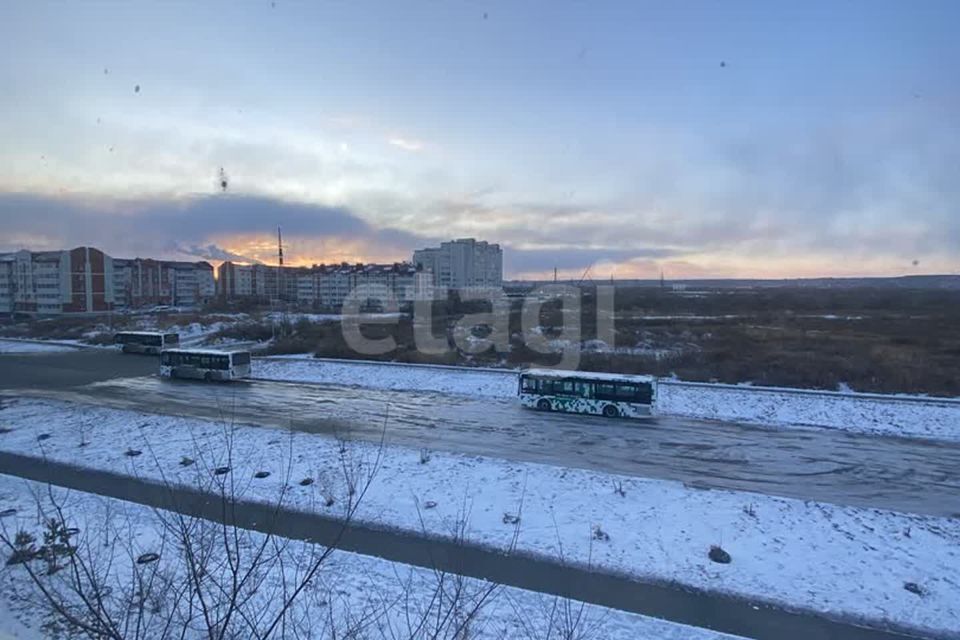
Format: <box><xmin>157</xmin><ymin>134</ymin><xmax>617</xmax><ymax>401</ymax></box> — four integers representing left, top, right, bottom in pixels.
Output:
<box><xmin>536</xmin><ymin>399</ymin><xmax>551</xmax><ymax>411</ymax></box>
<box><xmin>603</xmin><ymin>404</ymin><xmax>619</xmax><ymax>418</ymax></box>
<box><xmin>204</xmin><ymin>372</ymin><xmax>214</xmax><ymax>382</ymax></box>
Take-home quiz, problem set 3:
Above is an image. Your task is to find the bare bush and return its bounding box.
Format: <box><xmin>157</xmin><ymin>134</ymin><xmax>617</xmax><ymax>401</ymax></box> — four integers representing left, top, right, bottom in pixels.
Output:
<box><xmin>0</xmin><ymin>405</ymin><xmax>387</xmax><ymax>640</ymax></box>
<box><xmin>1</xmin><ymin>402</ymin><xmax>611</xmax><ymax>640</ymax></box>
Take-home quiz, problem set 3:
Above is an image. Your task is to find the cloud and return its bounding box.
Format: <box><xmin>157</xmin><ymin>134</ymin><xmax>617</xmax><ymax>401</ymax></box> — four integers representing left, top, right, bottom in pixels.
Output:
<box><xmin>172</xmin><ymin>243</ymin><xmax>262</xmax><ymax>264</ymax></box>
<box><xmin>387</xmin><ymin>137</ymin><xmax>424</xmax><ymax>152</ymax></box>
<box><xmin>0</xmin><ymin>192</ymin><xmax>435</xmax><ymax>263</ymax></box>
<box><xmin>1</xmin><ymin>97</ymin><xmax>958</xmax><ymax>278</ymax></box>
<box><xmin>505</xmin><ymin>246</ymin><xmax>675</xmax><ymax>276</ymax></box>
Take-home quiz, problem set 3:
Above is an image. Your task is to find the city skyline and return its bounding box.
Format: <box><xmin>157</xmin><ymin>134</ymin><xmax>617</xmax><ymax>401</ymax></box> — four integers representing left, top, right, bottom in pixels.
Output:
<box><xmin>2</xmin><ymin>1</ymin><xmax>958</xmax><ymax>280</ymax></box>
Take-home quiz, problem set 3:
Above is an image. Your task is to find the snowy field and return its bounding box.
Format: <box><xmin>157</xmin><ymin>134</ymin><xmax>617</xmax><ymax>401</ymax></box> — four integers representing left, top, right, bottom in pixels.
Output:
<box><xmin>255</xmin><ymin>356</ymin><xmax>519</xmax><ymax>398</ymax></box>
<box><xmin>0</xmin><ymin>339</ymin><xmax>79</xmax><ymax>354</ymax></box>
<box><xmin>656</xmin><ymin>381</ymin><xmax>960</xmax><ymax>442</ymax></box>
<box><xmin>0</xmin><ymin>476</ymin><xmax>739</xmax><ymax>640</ymax></box>
<box><xmin>0</xmin><ymin>398</ymin><xmax>956</xmax><ymax>637</ymax></box>
<box><xmin>252</xmin><ymin>357</ymin><xmax>960</xmax><ymax>442</ymax></box>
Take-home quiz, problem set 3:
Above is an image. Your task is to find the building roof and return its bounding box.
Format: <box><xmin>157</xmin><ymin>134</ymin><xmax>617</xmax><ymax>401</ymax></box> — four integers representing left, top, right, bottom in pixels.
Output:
<box><xmin>307</xmin><ymin>262</ymin><xmax>417</xmax><ymax>276</ymax></box>
<box><xmin>116</xmin><ymin>258</ymin><xmax>213</xmax><ymax>270</ymax></box>
<box><xmin>32</xmin><ymin>251</ymin><xmax>63</xmax><ymax>261</ymax></box>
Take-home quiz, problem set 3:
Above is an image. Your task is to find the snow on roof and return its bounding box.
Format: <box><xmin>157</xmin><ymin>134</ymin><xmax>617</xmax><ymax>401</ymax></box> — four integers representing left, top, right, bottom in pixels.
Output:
<box><xmin>521</xmin><ymin>368</ymin><xmax>655</xmax><ymax>383</ymax></box>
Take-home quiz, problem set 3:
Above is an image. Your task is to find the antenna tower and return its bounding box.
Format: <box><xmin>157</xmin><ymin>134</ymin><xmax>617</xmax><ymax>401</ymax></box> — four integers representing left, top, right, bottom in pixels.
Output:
<box><xmin>277</xmin><ymin>226</ymin><xmax>284</xmax><ymax>302</ymax></box>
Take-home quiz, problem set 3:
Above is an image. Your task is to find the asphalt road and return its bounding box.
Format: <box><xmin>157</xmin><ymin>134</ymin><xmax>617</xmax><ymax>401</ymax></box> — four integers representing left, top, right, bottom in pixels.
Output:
<box><xmin>3</xmin><ymin>349</ymin><xmax>960</xmax><ymax>517</ymax></box>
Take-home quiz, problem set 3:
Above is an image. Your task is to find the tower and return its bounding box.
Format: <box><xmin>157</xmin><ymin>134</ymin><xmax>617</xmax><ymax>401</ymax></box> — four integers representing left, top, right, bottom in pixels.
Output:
<box><xmin>278</xmin><ymin>225</ymin><xmax>284</xmax><ymax>268</ymax></box>
<box><xmin>277</xmin><ymin>226</ymin><xmax>284</xmax><ymax>301</ymax></box>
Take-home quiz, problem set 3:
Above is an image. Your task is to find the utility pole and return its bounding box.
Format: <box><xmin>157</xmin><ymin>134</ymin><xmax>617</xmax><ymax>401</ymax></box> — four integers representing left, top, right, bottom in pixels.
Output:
<box><xmin>553</xmin><ymin>266</ymin><xmax>557</xmax><ymax>284</ymax></box>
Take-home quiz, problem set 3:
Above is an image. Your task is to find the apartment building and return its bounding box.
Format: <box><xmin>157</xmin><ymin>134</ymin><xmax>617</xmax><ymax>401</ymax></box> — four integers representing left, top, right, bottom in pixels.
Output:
<box><xmin>216</xmin><ymin>262</ymin><xmax>297</xmax><ymax>301</ymax></box>
<box><xmin>412</xmin><ymin>238</ymin><xmax>503</xmax><ymax>291</ymax></box>
<box><xmin>311</xmin><ymin>262</ymin><xmax>430</xmax><ymax>308</ymax></box>
<box><xmin>0</xmin><ymin>240</ymin><xmax>494</xmax><ymax>316</ymax></box>
<box><xmin>0</xmin><ymin>247</ymin><xmax>215</xmax><ymax>316</ymax></box>
<box><xmin>113</xmin><ymin>258</ymin><xmax>214</xmax><ymax>309</ymax></box>
<box><xmin>219</xmin><ymin>261</ymin><xmax>433</xmax><ymax>308</ymax></box>
<box><xmin>0</xmin><ymin>247</ymin><xmax>114</xmax><ymax>315</ymax></box>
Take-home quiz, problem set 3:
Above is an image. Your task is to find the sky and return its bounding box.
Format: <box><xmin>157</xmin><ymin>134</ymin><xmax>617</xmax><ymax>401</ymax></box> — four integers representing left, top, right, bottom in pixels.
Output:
<box><xmin>1</xmin><ymin>0</ymin><xmax>958</xmax><ymax>280</ymax></box>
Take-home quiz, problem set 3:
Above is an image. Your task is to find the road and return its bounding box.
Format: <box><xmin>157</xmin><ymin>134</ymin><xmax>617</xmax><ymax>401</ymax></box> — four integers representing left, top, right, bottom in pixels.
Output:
<box><xmin>2</xmin><ymin>349</ymin><xmax>959</xmax><ymax>517</ymax></box>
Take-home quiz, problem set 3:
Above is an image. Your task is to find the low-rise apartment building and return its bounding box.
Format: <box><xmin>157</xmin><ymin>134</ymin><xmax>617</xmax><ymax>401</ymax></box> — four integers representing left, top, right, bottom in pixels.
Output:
<box><xmin>113</xmin><ymin>258</ymin><xmax>214</xmax><ymax>309</ymax></box>
<box><xmin>0</xmin><ymin>247</ymin><xmax>114</xmax><ymax>315</ymax></box>
<box><xmin>219</xmin><ymin>261</ymin><xmax>434</xmax><ymax>309</ymax></box>
<box><xmin>216</xmin><ymin>262</ymin><xmax>296</xmax><ymax>301</ymax></box>
<box><xmin>1</xmin><ymin>247</ymin><xmax>214</xmax><ymax>316</ymax></box>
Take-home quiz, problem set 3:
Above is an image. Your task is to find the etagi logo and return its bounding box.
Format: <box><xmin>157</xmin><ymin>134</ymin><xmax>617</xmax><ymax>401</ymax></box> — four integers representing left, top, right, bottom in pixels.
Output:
<box><xmin>339</xmin><ymin>284</ymin><xmax>618</xmax><ymax>371</ymax></box>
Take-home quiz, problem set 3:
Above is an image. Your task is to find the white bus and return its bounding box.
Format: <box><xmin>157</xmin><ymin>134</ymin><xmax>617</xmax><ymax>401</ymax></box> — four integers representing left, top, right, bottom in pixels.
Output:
<box><xmin>519</xmin><ymin>369</ymin><xmax>656</xmax><ymax>418</ymax></box>
<box><xmin>115</xmin><ymin>331</ymin><xmax>180</xmax><ymax>355</ymax></box>
<box><xmin>159</xmin><ymin>349</ymin><xmax>252</xmax><ymax>381</ymax></box>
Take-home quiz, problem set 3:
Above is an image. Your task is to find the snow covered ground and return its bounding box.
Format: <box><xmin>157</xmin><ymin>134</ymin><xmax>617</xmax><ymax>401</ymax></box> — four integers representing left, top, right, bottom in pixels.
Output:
<box><xmin>0</xmin><ymin>339</ymin><xmax>79</xmax><ymax>354</ymax></box>
<box><xmin>252</xmin><ymin>357</ymin><xmax>960</xmax><ymax>442</ymax></box>
<box><xmin>263</xmin><ymin>311</ymin><xmax>405</xmax><ymax>323</ymax></box>
<box><xmin>0</xmin><ymin>398</ymin><xmax>956</xmax><ymax>637</ymax></box>
<box><xmin>656</xmin><ymin>381</ymin><xmax>960</xmax><ymax>442</ymax></box>
<box><xmin>255</xmin><ymin>357</ymin><xmax>519</xmax><ymax>398</ymax></box>
<box><xmin>131</xmin><ymin>319</ymin><xmax>239</xmax><ymax>347</ymax></box>
<box><xmin>0</xmin><ymin>590</ymin><xmax>44</xmax><ymax>640</ymax></box>
<box><xmin>0</xmin><ymin>476</ymin><xmax>739</xmax><ymax>640</ymax></box>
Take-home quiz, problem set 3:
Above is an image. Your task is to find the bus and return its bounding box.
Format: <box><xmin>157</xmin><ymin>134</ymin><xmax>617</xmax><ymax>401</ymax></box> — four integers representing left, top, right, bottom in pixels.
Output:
<box><xmin>159</xmin><ymin>348</ymin><xmax>252</xmax><ymax>381</ymax></box>
<box><xmin>114</xmin><ymin>331</ymin><xmax>180</xmax><ymax>355</ymax></box>
<box><xmin>519</xmin><ymin>369</ymin><xmax>656</xmax><ymax>418</ymax></box>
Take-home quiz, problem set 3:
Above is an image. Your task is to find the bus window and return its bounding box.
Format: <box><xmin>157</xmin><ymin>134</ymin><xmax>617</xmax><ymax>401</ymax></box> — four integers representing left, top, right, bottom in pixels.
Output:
<box><xmin>636</xmin><ymin>383</ymin><xmax>653</xmax><ymax>404</ymax></box>
<box><xmin>232</xmin><ymin>352</ymin><xmax>251</xmax><ymax>366</ymax></box>
<box><xmin>616</xmin><ymin>384</ymin><xmax>638</xmax><ymax>399</ymax></box>
<box><xmin>595</xmin><ymin>383</ymin><xmax>616</xmax><ymax>399</ymax></box>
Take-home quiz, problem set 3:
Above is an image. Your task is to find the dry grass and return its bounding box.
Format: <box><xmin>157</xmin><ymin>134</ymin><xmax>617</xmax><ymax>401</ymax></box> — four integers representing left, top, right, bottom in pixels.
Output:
<box><xmin>3</xmin><ymin>286</ymin><xmax>958</xmax><ymax>395</ymax></box>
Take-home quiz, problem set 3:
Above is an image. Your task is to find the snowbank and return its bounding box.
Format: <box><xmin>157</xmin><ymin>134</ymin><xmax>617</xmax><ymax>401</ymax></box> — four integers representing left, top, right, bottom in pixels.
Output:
<box><xmin>657</xmin><ymin>381</ymin><xmax>960</xmax><ymax>442</ymax></box>
<box><xmin>0</xmin><ymin>398</ymin><xmax>956</xmax><ymax>637</ymax></box>
<box><xmin>0</xmin><ymin>339</ymin><xmax>80</xmax><ymax>354</ymax></box>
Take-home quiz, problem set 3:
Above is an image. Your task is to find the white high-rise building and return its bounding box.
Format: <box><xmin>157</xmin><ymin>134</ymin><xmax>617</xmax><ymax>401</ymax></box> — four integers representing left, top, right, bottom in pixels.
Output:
<box><xmin>413</xmin><ymin>238</ymin><xmax>503</xmax><ymax>291</ymax></box>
